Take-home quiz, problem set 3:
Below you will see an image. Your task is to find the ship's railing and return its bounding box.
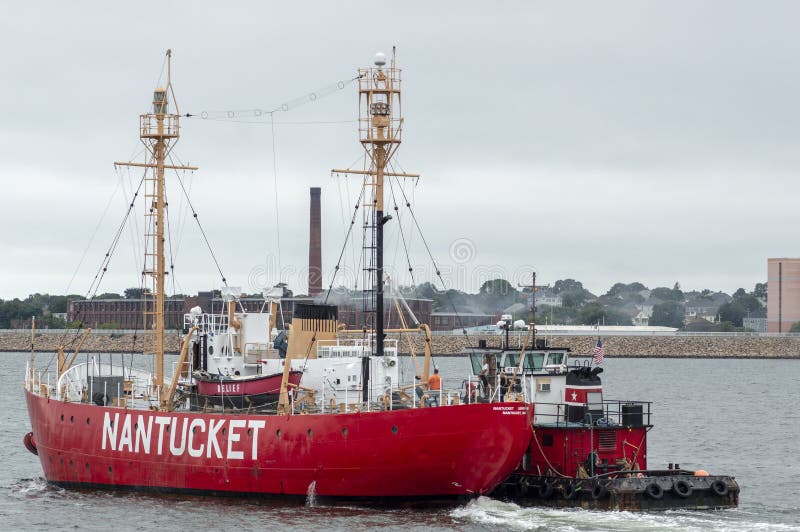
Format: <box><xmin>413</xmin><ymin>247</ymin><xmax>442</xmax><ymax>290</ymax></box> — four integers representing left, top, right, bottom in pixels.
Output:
<box><xmin>532</xmin><ymin>400</ymin><xmax>653</xmax><ymax>427</ymax></box>
<box><xmin>183</xmin><ymin>312</ymin><xmax>230</xmax><ymax>334</ymax></box>
<box><xmin>316</xmin><ymin>338</ymin><xmax>399</xmax><ymax>358</ymax></box>
<box><xmin>51</xmin><ymin>360</ymin><xmax>162</xmax><ymax>408</ymax></box>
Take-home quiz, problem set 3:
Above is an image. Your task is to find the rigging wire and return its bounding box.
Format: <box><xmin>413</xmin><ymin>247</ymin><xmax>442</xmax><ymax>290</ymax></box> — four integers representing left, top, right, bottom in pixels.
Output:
<box><xmin>387</xmin><ymin>175</ymin><xmax>416</xmax><ymax>287</ymax></box>
<box><xmin>169</xmin><ymin>156</ymin><xmax>229</xmax><ymax>288</ymax></box>
<box><xmin>86</xmin><ymin>173</ymin><xmax>147</xmax><ymax>299</ymax></box>
<box><xmin>183</xmin><ymin>76</ymin><xmax>360</xmax><ymax>122</ymax></box>
<box><xmin>321</xmin><ymin>179</ymin><xmax>367</xmax><ymax>305</ymax></box>
<box><xmin>387</xmin><ymin>160</ymin><xmax>471</xmax><ymax>338</ymax></box>
<box><xmin>64</xmin><ymin>177</ymin><xmax>124</xmax><ymax>296</ymax></box>
<box><xmin>269</xmin><ymin>114</ymin><xmax>282</xmax><ymax>281</ymax></box>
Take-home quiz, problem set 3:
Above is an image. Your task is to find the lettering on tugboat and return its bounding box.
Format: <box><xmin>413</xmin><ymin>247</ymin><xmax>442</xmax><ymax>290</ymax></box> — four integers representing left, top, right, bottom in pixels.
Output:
<box><xmin>101</xmin><ymin>412</ymin><xmax>265</xmax><ymax>459</ymax></box>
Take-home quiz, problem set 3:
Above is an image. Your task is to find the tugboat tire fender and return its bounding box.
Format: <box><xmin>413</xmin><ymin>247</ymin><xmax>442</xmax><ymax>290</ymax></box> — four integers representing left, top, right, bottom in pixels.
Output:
<box><xmin>710</xmin><ymin>479</ymin><xmax>729</xmax><ymax>496</ymax></box>
<box><xmin>672</xmin><ymin>479</ymin><xmax>693</xmax><ymax>498</ymax></box>
<box><xmin>563</xmin><ymin>481</ymin><xmax>580</xmax><ymax>500</ymax></box>
<box><xmin>537</xmin><ymin>482</ymin><xmax>554</xmax><ymax>499</ymax></box>
<box><xmin>591</xmin><ymin>482</ymin><xmax>609</xmax><ymax>500</ymax></box>
<box><xmin>645</xmin><ymin>482</ymin><xmax>664</xmax><ymax>500</ymax></box>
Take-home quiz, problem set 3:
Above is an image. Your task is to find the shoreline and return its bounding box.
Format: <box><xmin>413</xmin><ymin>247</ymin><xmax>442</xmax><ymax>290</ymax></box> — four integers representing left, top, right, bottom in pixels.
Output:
<box><xmin>2</xmin><ymin>330</ymin><xmax>798</xmax><ymax>359</ymax></box>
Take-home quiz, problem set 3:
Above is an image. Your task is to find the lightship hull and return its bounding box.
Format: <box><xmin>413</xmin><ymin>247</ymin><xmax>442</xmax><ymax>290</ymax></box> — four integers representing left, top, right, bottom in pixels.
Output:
<box><xmin>26</xmin><ymin>391</ymin><xmax>532</xmax><ymax>499</ymax></box>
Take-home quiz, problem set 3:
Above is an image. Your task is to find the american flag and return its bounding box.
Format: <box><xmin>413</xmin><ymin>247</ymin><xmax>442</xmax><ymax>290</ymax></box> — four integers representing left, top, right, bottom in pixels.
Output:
<box><xmin>593</xmin><ymin>338</ymin><xmax>605</xmax><ymax>365</ymax></box>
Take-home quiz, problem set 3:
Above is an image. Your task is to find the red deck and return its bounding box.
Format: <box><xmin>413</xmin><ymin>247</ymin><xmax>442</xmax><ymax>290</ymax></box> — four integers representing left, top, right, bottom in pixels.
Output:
<box><xmin>26</xmin><ymin>391</ymin><xmax>533</xmax><ymax>498</ymax></box>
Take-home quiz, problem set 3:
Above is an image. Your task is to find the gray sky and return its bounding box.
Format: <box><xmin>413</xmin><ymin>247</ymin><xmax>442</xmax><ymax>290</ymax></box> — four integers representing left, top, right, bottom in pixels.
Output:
<box><xmin>1</xmin><ymin>1</ymin><xmax>798</xmax><ymax>299</ymax></box>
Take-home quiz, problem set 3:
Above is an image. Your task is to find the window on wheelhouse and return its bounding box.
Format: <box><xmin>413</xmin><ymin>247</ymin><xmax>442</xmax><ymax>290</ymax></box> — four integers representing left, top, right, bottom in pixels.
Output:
<box><xmin>546</xmin><ymin>352</ymin><xmax>564</xmax><ymax>366</ymax></box>
<box><xmin>524</xmin><ymin>352</ymin><xmax>545</xmax><ymax>371</ymax></box>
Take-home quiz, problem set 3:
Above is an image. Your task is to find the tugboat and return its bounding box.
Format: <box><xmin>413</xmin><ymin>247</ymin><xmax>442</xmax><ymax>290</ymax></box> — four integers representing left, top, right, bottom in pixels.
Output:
<box><xmin>485</xmin><ymin>277</ymin><xmax>740</xmax><ymax>510</ymax></box>
<box><xmin>22</xmin><ymin>50</ymin><xmax>534</xmax><ymax>501</ymax></box>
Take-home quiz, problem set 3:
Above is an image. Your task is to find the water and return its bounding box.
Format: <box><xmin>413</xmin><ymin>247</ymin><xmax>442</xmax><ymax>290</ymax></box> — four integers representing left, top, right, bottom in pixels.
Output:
<box><xmin>3</xmin><ymin>353</ymin><xmax>799</xmax><ymax>531</ymax></box>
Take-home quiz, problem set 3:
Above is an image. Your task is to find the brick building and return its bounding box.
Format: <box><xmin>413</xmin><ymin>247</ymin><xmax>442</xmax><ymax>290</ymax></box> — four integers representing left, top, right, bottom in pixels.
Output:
<box><xmin>767</xmin><ymin>258</ymin><xmax>800</xmax><ymax>333</ymax></box>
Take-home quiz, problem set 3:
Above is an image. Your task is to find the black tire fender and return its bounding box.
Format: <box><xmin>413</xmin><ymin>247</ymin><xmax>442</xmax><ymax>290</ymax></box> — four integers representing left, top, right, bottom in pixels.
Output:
<box><xmin>672</xmin><ymin>479</ymin><xmax>693</xmax><ymax>498</ymax></box>
<box><xmin>591</xmin><ymin>482</ymin><xmax>609</xmax><ymax>500</ymax></box>
<box><xmin>645</xmin><ymin>482</ymin><xmax>664</xmax><ymax>500</ymax></box>
<box><xmin>710</xmin><ymin>479</ymin><xmax>729</xmax><ymax>496</ymax></box>
<box><xmin>537</xmin><ymin>482</ymin><xmax>554</xmax><ymax>499</ymax></box>
<box><xmin>563</xmin><ymin>481</ymin><xmax>580</xmax><ymax>500</ymax></box>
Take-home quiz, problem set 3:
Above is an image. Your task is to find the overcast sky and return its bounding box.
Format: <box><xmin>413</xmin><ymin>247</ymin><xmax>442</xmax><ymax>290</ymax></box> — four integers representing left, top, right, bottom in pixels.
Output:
<box><xmin>1</xmin><ymin>1</ymin><xmax>798</xmax><ymax>300</ymax></box>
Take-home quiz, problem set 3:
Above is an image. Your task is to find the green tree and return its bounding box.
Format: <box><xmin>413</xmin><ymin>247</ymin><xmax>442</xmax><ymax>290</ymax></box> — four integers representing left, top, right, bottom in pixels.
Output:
<box><xmin>577</xmin><ymin>302</ymin><xmax>632</xmax><ymax>326</ymax></box>
<box><xmin>717</xmin><ymin>302</ymin><xmax>746</xmax><ymax>327</ymax></box>
<box><xmin>790</xmin><ymin>322</ymin><xmax>800</xmax><ymax>333</ymax></box>
<box><xmin>479</xmin><ymin>279</ymin><xmax>518</xmax><ymax>312</ymax></box>
<box><xmin>125</xmin><ymin>287</ymin><xmax>145</xmax><ymax>299</ymax></box>
<box><xmin>650</xmin><ymin>302</ymin><xmax>686</xmax><ymax>328</ymax></box>
<box><xmin>553</xmin><ymin>279</ymin><xmax>593</xmax><ymax>308</ymax></box>
<box><xmin>753</xmin><ymin>282</ymin><xmax>767</xmax><ymax>300</ymax></box>
<box><xmin>651</xmin><ymin>286</ymin><xmax>684</xmax><ymax>302</ymax></box>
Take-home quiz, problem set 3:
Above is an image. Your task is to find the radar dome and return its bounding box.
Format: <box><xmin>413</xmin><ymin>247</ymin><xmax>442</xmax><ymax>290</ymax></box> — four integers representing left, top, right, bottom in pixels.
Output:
<box><xmin>374</xmin><ymin>52</ymin><xmax>387</xmax><ymax>67</ymax></box>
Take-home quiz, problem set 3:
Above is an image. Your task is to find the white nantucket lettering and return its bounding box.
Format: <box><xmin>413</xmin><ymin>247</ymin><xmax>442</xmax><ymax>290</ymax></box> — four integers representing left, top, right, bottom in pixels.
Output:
<box><xmin>248</xmin><ymin>420</ymin><xmax>265</xmax><ymax>460</ymax></box>
<box><xmin>227</xmin><ymin>419</ymin><xmax>246</xmax><ymax>460</ymax></box>
<box><xmin>101</xmin><ymin>413</ymin><xmax>268</xmax><ymax>460</ymax></box>
<box><xmin>206</xmin><ymin>419</ymin><xmax>225</xmax><ymax>459</ymax></box>
<box><xmin>169</xmin><ymin>417</ymin><xmax>188</xmax><ymax>456</ymax></box>
<box><xmin>154</xmin><ymin>416</ymin><xmax>171</xmax><ymax>456</ymax></box>
<box><xmin>188</xmin><ymin>418</ymin><xmax>206</xmax><ymax>458</ymax></box>
<box><xmin>135</xmin><ymin>415</ymin><xmax>153</xmax><ymax>454</ymax></box>
<box><xmin>101</xmin><ymin>412</ymin><xmax>120</xmax><ymax>451</ymax></box>
<box><xmin>118</xmin><ymin>414</ymin><xmax>133</xmax><ymax>452</ymax></box>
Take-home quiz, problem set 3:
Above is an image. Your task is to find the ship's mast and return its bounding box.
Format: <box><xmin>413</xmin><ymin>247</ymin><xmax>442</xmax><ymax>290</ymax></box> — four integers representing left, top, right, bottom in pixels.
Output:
<box><xmin>115</xmin><ymin>50</ymin><xmax>196</xmax><ymax>408</ymax></box>
<box><xmin>359</xmin><ymin>50</ymin><xmax>403</xmax><ymax>400</ymax></box>
<box><xmin>360</xmin><ymin>49</ymin><xmax>403</xmax><ymax>354</ymax></box>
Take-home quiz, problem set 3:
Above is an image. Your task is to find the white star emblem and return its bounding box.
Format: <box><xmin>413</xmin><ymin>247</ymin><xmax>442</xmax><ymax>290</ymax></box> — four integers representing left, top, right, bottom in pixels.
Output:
<box><xmin>571</xmin><ymin>392</ymin><xmax>578</xmax><ymax>401</ymax></box>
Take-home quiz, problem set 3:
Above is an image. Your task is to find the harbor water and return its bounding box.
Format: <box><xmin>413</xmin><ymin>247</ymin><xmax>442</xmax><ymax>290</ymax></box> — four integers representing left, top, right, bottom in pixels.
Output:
<box><xmin>2</xmin><ymin>352</ymin><xmax>798</xmax><ymax>531</ymax></box>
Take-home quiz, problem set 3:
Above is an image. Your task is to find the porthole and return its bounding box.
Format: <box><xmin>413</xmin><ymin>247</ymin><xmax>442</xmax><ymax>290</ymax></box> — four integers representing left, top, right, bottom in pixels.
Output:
<box><xmin>276</xmin><ymin>429</ymin><xmax>281</xmax><ymax>438</ymax></box>
<box><xmin>209</xmin><ymin>345</ymin><xmax>215</xmax><ymax>355</ymax></box>
<box><xmin>222</xmin><ymin>428</ymin><xmax>227</xmax><ymax>436</ymax></box>
<box><xmin>391</xmin><ymin>426</ymin><xmax>398</xmax><ymax>434</ymax></box>
<box><xmin>342</xmin><ymin>428</ymin><xmax>348</xmax><ymax>437</ymax></box>
<box><xmin>108</xmin><ymin>466</ymin><xmax>113</xmax><ymax>473</ymax></box>
<box><xmin>247</xmin><ymin>428</ymin><xmax>253</xmax><ymax>437</ymax></box>
<box><xmin>307</xmin><ymin>429</ymin><xmax>313</xmax><ymax>438</ymax></box>
<box><xmin>60</xmin><ymin>414</ymin><xmax>64</xmax><ymax>422</ymax></box>
<box><xmin>86</xmin><ymin>418</ymin><xmax>90</xmax><ymax>425</ymax></box>
<box><xmin>70</xmin><ymin>416</ymin><xmax>74</xmax><ymax>423</ymax></box>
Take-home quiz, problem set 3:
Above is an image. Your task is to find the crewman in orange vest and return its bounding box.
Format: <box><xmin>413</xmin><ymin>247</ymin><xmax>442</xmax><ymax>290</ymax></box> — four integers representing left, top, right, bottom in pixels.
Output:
<box><xmin>427</xmin><ymin>368</ymin><xmax>441</xmax><ymax>406</ymax></box>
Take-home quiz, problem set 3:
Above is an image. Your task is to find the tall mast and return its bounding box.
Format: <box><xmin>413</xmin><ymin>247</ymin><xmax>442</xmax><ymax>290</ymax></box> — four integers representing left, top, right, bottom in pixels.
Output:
<box><xmin>115</xmin><ymin>50</ymin><xmax>196</xmax><ymax>408</ymax></box>
<box><xmin>358</xmin><ymin>49</ymin><xmax>403</xmax><ymax>400</ymax></box>
<box><xmin>359</xmin><ymin>49</ymin><xmax>403</xmax><ymax>352</ymax></box>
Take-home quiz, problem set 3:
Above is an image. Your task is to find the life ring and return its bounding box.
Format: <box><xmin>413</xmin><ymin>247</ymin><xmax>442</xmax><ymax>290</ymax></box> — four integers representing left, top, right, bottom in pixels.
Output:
<box><xmin>386</xmin><ymin>359</ymin><xmax>397</xmax><ymax>367</ymax></box>
<box><xmin>563</xmin><ymin>481</ymin><xmax>580</xmax><ymax>500</ymax></box>
<box><xmin>591</xmin><ymin>482</ymin><xmax>609</xmax><ymax>500</ymax></box>
<box><xmin>710</xmin><ymin>479</ymin><xmax>729</xmax><ymax>496</ymax></box>
<box><xmin>645</xmin><ymin>482</ymin><xmax>664</xmax><ymax>499</ymax></box>
<box><xmin>537</xmin><ymin>482</ymin><xmax>554</xmax><ymax>499</ymax></box>
<box><xmin>672</xmin><ymin>479</ymin><xmax>693</xmax><ymax>498</ymax></box>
